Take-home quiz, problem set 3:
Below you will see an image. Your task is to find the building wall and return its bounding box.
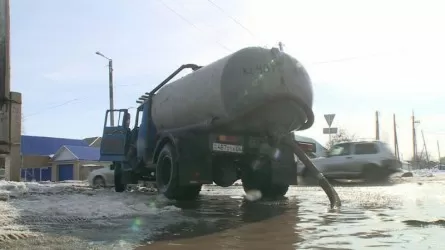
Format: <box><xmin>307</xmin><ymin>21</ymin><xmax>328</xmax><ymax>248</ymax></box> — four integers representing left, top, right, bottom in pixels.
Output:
<box><xmin>22</xmin><ymin>155</ymin><xmax>50</xmax><ymax>168</ymax></box>
<box><xmin>51</xmin><ymin>160</ymin><xmax>111</xmax><ymax>181</ymax></box>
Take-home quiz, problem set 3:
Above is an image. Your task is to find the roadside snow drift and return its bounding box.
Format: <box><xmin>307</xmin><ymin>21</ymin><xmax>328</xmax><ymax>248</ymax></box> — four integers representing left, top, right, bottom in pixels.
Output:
<box><xmin>0</xmin><ymin>180</ymin><xmax>181</xmax><ymax>219</ymax></box>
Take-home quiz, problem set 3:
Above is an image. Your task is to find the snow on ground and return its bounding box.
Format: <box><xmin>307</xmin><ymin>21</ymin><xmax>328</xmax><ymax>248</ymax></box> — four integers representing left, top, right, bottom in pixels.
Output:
<box><xmin>0</xmin><ymin>180</ymin><xmax>181</xmax><ymax>219</ymax></box>
<box><xmin>411</xmin><ymin>168</ymin><xmax>445</xmax><ymax>177</ymax></box>
<box><xmin>0</xmin><ymin>180</ymin><xmax>188</xmax><ymax>247</ymax></box>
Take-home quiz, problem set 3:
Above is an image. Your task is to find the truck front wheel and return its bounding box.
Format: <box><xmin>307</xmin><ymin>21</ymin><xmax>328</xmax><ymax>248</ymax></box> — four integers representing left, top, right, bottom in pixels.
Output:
<box><xmin>156</xmin><ymin>143</ymin><xmax>201</xmax><ymax>200</ymax></box>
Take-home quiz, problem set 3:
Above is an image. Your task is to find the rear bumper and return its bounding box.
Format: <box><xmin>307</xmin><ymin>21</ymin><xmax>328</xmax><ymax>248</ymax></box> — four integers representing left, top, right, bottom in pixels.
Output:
<box><xmin>383</xmin><ymin>159</ymin><xmax>403</xmax><ymax>173</ymax></box>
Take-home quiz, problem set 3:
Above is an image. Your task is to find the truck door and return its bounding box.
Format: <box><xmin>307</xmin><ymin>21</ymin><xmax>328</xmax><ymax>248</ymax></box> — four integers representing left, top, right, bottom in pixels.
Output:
<box><xmin>99</xmin><ymin>109</ymin><xmax>130</xmax><ymax>162</ymax></box>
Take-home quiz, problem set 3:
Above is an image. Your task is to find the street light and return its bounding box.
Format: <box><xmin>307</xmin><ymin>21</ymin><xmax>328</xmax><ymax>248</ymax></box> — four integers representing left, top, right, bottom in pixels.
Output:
<box><xmin>95</xmin><ymin>51</ymin><xmax>115</xmax><ymax>126</ymax></box>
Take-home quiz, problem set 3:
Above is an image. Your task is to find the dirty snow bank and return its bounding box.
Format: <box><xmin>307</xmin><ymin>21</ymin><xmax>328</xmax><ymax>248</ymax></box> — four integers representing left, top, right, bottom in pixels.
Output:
<box><xmin>0</xmin><ymin>181</ymin><xmax>181</xmax><ymax>220</ymax></box>
<box><xmin>411</xmin><ymin>168</ymin><xmax>445</xmax><ymax>177</ymax></box>
<box><xmin>0</xmin><ymin>180</ymin><xmax>89</xmax><ymax>198</ymax></box>
<box><xmin>12</xmin><ymin>192</ymin><xmax>181</xmax><ymax>219</ymax></box>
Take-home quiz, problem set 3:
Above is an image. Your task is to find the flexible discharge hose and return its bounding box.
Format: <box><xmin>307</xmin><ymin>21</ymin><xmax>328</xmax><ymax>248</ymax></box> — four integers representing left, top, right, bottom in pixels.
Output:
<box><xmin>292</xmin><ymin>141</ymin><xmax>342</xmax><ymax>208</ymax></box>
<box><xmin>277</xmin><ymin>134</ymin><xmax>341</xmax><ymax>209</ymax></box>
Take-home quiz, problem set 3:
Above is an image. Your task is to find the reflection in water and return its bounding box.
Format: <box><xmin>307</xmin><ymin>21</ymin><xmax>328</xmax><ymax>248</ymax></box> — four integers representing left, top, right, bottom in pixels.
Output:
<box><xmin>139</xmin><ymin>182</ymin><xmax>445</xmax><ymax>250</ymax></box>
<box><xmin>403</xmin><ymin>219</ymin><xmax>445</xmax><ymax>227</ymax></box>
<box><xmin>139</xmin><ymin>197</ymin><xmax>301</xmax><ymax>250</ymax></box>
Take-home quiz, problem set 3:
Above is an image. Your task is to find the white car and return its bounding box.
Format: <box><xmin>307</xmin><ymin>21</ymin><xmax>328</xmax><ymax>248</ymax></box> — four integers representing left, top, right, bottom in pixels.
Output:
<box><xmin>87</xmin><ymin>165</ymin><xmax>115</xmax><ymax>188</ymax></box>
<box><xmin>298</xmin><ymin>140</ymin><xmax>402</xmax><ymax>182</ymax></box>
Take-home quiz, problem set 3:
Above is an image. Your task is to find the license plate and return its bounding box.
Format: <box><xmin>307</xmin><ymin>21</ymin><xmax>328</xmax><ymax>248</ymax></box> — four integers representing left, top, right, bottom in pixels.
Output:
<box><xmin>212</xmin><ymin>143</ymin><xmax>243</xmax><ymax>153</ymax></box>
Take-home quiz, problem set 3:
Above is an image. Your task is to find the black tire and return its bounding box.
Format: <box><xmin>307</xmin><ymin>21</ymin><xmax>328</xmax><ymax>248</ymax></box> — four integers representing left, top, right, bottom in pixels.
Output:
<box><xmin>93</xmin><ymin>176</ymin><xmax>105</xmax><ymax>188</ymax></box>
<box><xmin>156</xmin><ymin>143</ymin><xmax>201</xmax><ymax>200</ymax></box>
<box><xmin>241</xmin><ymin>159</ymin><xmax>289</xmax><ymax>199</ymax></box>
<box><xmin>114</xmin><ymin>163</ymin><xmax>127</xmax><ymax>193</ymax></box>
<box><xmin>179</xmin><ymin>185</ymin><xmax>202</xmax><ymax>200</ymax></box>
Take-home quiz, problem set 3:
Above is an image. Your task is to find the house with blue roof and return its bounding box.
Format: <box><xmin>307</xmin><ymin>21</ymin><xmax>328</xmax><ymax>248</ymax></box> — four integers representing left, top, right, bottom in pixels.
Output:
<box><xmin>50</xmin><ymin>144</ymin><xmax>111</xmax><ymax>181</ymax></box>
<box><xmin>20</xmin><ymin>135</ymin><xmax>111</xmax><ymax>182</ymax></box>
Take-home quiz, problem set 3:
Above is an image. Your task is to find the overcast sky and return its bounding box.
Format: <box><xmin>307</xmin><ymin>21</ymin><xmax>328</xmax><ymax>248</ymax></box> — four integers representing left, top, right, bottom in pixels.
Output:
<box><xmin>10</xmin><ymin>0</ymin><xmax>445</xmax><ymax>160</ymax></box>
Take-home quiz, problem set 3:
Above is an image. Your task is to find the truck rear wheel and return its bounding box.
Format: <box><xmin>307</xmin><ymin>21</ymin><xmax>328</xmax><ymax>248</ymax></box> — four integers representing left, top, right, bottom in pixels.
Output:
<box><xmin>114</xmin><ymin>163</ymin><xmax>127</xmax><ymax>193</ymax></box>
<box><xmin>241</xmin><ymin>161</ymin><xmax>289</xmax><ymax>199</ymax></box>
<box><xmin>156</xmin><ymin>143</ymin><xmax>201</xmax><ymax>200</ymax></box>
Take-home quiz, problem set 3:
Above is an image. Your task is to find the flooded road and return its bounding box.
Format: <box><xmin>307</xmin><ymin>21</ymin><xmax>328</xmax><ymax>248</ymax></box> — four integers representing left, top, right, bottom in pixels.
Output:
<box><xmin>1</xmin><ymin>177</ymin><xmax>445</xmax><ymax>249</ymax></box>
<box><xmin>141</xmin><ymin>180</ymin><xmax>445</xmax><ymax>250</ymax></box>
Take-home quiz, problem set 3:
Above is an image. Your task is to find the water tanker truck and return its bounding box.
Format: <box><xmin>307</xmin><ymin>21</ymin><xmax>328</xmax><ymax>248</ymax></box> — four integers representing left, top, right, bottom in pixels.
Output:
<box><xmin>99</xmin><ymin>46</ymin><xmax>341</xmax><ymax>207</ymax></box>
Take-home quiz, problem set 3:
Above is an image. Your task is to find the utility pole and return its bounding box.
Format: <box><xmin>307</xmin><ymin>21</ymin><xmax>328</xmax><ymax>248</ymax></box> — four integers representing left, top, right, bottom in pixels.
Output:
<box><xmin>375</xmin><ymin>111</ymin><xmax>380</xmax><ymax>140</ymax></box>
<box><xmin>421</xmin><ymin>130</ymin><xmax>429</xmax><ymax>167</ymax></box>
<box><xmin>0</xmin><ymin>0</ymin><xmax>22</xmax><ymax>181</ymax></box>
<box><xmin>393</xmin><ymin>114</ymin><xmax>400</xmax><ymax>160</ymax></box>
<box><xmin>437</xmin><ymin>140</ymin><xmax>441</xmax><ymax>164</ymax></box>
<box><xmin>412</xmin><ymin>110</ymin><xmax>420</xmax><ymax>170</ymax></box>
<box><xmin>95</xmin><ymin>51</ymin><xmax>114</xmax><ymax>126</ymax></box>
<box><xmin>108</xmin><ymin>59</ymin><xmax>114</xmax><ymax>126</ymax></box>
<box><xmin>0</xmin><ymin>0</ymin><xmax>10</xmax><ymax>154</ymax></box>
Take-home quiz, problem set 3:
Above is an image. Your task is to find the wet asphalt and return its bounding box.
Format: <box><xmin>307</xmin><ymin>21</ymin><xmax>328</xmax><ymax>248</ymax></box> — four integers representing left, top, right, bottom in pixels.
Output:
<box><xmin>1</xmin><ymin>176</ymin><xmax>445</xmax><ymax>250</ymax></box>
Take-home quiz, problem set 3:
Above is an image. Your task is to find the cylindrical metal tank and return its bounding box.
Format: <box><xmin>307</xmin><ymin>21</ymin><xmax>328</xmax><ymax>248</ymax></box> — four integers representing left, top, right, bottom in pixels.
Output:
<box><xmin>151</xmin><ymin>46</ymin><xmax>314</xmax><ymax>134</ymax></box>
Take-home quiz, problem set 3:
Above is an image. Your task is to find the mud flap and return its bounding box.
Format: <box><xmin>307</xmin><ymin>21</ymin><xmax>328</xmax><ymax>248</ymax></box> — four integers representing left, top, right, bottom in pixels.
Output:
<box><xmin>176</xmin><ymin>133</ymin><xmax>213</xmax><ymax>186</ymax></box>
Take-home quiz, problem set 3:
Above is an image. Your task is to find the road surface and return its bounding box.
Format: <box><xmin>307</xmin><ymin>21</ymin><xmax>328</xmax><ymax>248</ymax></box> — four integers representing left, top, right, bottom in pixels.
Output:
<box><xmin>1</xmin><ymin>174</ymin><xmax>444</xmax><ymax>249</ymax></box>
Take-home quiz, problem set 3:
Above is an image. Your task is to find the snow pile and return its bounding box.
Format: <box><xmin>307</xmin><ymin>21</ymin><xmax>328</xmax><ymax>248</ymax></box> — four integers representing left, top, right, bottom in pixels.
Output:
<box><xmin>0</xmin><ymin>180</ymin><xmax>89</xmax><ymax>199</ymax></box>
<box><xmin>411</xmin><ymin>168</ymin><xmax>445</xmax><ymax>177</ymax></box>
<box><xmin>0</xmin><ymin>181</ymin><xmax>29</xmax><ymax>199</ymax></box>
<box><xmin>411</xmin><ymin>169</ymin><xmax>435</xmax><ymax>177</ymax></box>
<box><xmin>1</xmin><ymin>181</ymin><xmax>182</xmax><ymax>220</ymax></box>
<box><xmin>12</xmin><ymin>192</ymin><xmax>181</xmax><ymax>219</ymax></box>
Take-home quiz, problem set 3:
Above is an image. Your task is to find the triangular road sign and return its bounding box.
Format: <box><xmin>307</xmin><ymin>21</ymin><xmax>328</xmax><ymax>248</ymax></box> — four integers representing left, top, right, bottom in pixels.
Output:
<box><xmin>324</xmin><ymin>114</ymin><xmax>335</xmax><ymax>127</ymax></box>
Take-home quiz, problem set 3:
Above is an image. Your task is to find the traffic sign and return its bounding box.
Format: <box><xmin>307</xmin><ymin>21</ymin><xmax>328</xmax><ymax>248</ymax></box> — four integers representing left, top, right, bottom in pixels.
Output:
<box><xmin>323</xmin><ymin>127</ymin><xmax>338</xmax><ymax>134</ymax></box>
<box><xmin>324</xmin><ymin>114</ymin><xmax>335</xmax><ymax>127</ymax></box>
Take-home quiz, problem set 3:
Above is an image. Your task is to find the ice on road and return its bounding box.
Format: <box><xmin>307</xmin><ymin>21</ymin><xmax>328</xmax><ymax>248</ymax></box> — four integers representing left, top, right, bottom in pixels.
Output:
<box><xmin>0</xmin><ymin>180</ymin><xmax>186</xmax><ymax>249</ymax></box>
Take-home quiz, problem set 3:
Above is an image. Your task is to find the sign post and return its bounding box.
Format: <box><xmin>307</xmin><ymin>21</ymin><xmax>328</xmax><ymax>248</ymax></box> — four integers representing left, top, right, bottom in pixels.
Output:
<box><xmin>323</xmin><ymin>114</ymin><xmax>337</xmax><ymax>147</ymax></box>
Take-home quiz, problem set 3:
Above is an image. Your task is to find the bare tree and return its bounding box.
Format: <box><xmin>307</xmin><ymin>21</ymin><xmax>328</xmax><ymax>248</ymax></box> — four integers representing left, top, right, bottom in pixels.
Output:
<box><xmin>411</xmin><ymin>152</ymin><xmax>434</xmax><ymax>169</ymax></box>
<box><xmin>325</xmin><ymin>128</ymin><xmax>356</xmax><ymax>149</ymax></box>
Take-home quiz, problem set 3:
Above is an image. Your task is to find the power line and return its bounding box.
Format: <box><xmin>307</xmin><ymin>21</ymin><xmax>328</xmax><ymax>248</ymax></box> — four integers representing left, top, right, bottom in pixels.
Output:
<box><xmin>422</xmin><ymin>130</ymin><xmax>445</xmax><ymax>135</ymax></box>
<box><xmin>21</xmin><ymin>51</ymin><xmax>405</xmax><ymax>120</ymax></box>
<box><xmin>24</xmin><ymin>98</ymin><xmax>82</xmax><ymax>118</ymax></box>
<box><xmin>206</xmin><ymin>0</ymin><xmax>263</xmax><ymax>44</ymax></box>
<box><xmin>309</xmin><ymin>52</ymin><xmax>382</xmax><ymax>65</ymax></box>
<box><xmin>157</xmin><ymin>0</ymin><xmax>232</xmax><ymax>53</ymax></box>
<box><xmin>22</xmin><ymin>82</ymin><xmax>144</xmax><ymax>120</ymax></box>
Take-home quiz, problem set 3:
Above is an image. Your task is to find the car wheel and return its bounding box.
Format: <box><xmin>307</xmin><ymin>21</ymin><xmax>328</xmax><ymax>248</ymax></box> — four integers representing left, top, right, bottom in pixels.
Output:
<box><xmin>93</xmin><ymin>176</ymin><xmax>106</xmax><ymax>188</ymax></box>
